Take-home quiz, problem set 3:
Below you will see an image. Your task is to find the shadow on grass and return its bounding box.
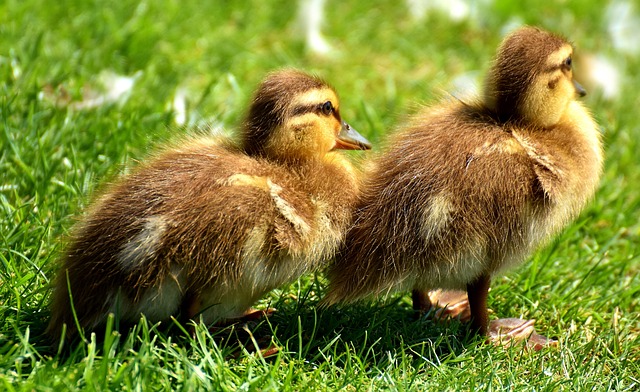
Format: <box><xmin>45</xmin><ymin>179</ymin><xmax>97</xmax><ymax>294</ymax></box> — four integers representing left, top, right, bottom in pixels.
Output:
<box><xmin>262</xmin><ymin>289</ymin><xmax>477</xmax><ymax>368</ymax></box>
<box><xmin>7</xmin><ymin>278</ymin><xmax>478</xmax><ymax>372</ymax></box>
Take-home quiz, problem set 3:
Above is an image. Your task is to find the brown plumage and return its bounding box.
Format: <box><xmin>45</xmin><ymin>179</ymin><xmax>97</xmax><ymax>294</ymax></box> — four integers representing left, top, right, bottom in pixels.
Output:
<box><xmin>323</xmin><ymin>27</ymin><xmax>603</xmax><ymax>338</ymax></box>
<box><xmin>48</xmin><ymin>69</ymin><xmax>371</xmax><ymax>342</ymax></box>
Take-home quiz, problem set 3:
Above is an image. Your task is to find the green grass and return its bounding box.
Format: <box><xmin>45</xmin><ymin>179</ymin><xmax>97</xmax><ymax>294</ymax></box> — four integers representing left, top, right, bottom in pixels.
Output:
<box><xmin>2</xmin><ymin>0</ymin><xmax>639</xmax><ymax>390</ymax></box>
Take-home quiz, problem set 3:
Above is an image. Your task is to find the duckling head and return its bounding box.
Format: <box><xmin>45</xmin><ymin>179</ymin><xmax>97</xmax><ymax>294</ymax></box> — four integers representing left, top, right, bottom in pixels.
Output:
<box><xmin>484</xmin><ymin>26</ymin><xmax>587</xmax><ymax>128</ymax></box>
<box><xmin>242</xmin><ymin>69</ymin><xmax>371</xmax><ymax>162</ymax></box>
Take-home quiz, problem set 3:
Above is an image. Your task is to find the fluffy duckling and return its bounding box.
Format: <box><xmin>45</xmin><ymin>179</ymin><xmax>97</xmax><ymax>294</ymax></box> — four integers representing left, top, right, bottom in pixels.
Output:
<box><xmin>324</xmin><ymin>27</ymin><xmax>603</xmax><ymax>346</ymax></box>
<box><xmin>48</xmin><ymin>69</ymin><xmax>371</xmax><ymax>342</ymax></box>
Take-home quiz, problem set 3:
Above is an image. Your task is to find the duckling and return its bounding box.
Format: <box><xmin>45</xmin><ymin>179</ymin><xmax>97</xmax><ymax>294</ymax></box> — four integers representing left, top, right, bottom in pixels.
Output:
<box><xmin>47</xmin><ymin>69</ymin><xmax>371</xmax><ymax>342</ymax></box>
<box><xmin>323</xmin><ymin>27</ymin><xmax>603</xmax><ymax>347</ymax></box>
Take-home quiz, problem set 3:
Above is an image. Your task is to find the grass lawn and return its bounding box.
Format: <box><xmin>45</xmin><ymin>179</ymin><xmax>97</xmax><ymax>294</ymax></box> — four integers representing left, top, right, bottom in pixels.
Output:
<box><xmin>2</xmin><ymin>0</ymin><xmax>639</xmax><ymax>390</ymax></box>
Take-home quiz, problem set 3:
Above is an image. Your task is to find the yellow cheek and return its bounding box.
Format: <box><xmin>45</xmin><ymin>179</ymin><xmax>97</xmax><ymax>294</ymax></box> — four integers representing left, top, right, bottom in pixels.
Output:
<box><xmin>315</xmin><ymin>129</ymin><xmax>336</xmax><ymax>153</ymax></box>
<box><xmin>521</xmin><ymin>80</ymin><xmax>565</xmax><ymax>128</ymax></box>
<box><xmin>541</xmin><ymin>80</ymin><xmax>576</xmax><ymax>127</ymax></box>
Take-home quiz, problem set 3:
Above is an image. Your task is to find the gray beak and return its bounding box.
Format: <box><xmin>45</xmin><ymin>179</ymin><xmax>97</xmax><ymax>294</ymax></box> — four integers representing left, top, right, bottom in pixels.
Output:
<box><xmin>334</xmin><ymin>121</ymin><xmax>372</xmax><ymax>150</ymax></box>
<box><xmin>573</xmin><ymin>79</ymin><xmax>587</xmax><ymax>97</ymax></box>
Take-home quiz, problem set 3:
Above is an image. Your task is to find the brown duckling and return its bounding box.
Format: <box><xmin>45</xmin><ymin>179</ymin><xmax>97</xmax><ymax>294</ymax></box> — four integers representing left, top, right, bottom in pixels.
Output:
<box><xmin>48</xmin><ymin>69</ymin><xmax>371</xmax><ymax>342</ymax></box>
<box><xmin>323</xmin><ymin>27</ymin><xmax>603</xmax><ymax>347</ymax></box>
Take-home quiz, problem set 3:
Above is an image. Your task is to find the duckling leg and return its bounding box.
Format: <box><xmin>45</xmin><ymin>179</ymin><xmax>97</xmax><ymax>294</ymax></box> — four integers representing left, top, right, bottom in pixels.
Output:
<box><xmin>183</xmin><ymin>288</ymin><xmax>276</xmax><ymax>327</ymax></box>
<box><xmin>219</xmin><ymin>310</ymin><xmax>279</xmax><ymax>359</ymax></box>
<box><xmin>235</xmin><ymin>307</ymin><xmax>276</xmax><ymax>323</ymax></box>
<box><xmin>412</xmin><ymin>289</ymin><xmax>432</xmax><ymax>312</ymax></box>
<box><xmin>183</xmin><ymin>294</ymin><xmax>279</xmax><ymax>357</ymax></box>
<box><xmin>466</xmin><ymin>274</ymin><xmax>491</xmax><ymax>336</ymax></box>
<box><xmin>197</xmin><ymin>307</ymin><xmax>276</xmax><ymax>328</ymax></box>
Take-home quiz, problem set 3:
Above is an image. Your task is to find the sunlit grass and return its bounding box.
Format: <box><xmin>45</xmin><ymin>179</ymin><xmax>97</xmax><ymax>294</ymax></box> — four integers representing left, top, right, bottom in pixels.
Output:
<box><xmin>1</xmin><ymin>0</ymin><xmax>639</xmax><ymax>390</ymax></box>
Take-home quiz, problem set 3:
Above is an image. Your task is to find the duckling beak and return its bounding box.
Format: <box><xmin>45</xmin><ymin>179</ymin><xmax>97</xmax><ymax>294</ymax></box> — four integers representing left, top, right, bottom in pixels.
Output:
<box><xmin>573</xmin><ymin>79</ymin><xmax>587</xmax><ymax>97</ymax></box>
<box><xmin>333</xmin><ymin>121</ymin><xmax>372</xmax><ymax>150</ymax></box>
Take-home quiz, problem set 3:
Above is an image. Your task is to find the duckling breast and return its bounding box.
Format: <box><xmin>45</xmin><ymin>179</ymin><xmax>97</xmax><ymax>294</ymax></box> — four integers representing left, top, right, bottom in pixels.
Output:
<box><xmin>509</xmin><ymin>100</ymin><xmax>603</xmax><ymax>240</ymax></box>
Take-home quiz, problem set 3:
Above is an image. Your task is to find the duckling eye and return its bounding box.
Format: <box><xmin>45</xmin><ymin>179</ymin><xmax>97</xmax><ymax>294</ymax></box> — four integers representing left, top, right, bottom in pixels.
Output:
<box><xmin>563</xmin><ymin>57</ymin><xmax>572</xmax><ymax>69</ymax></box>
<box><xmin>320</xmin><ymin>101</ymin><xmax>334</xmax><ymax>116</ymax></box>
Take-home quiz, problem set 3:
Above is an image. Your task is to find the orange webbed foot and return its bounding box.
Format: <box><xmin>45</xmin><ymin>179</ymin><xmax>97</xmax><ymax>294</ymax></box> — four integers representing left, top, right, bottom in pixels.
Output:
<box><xmin>488</xmin><ymin>318</ymin><xmax>558</xmax><ymax>351</ymax></box>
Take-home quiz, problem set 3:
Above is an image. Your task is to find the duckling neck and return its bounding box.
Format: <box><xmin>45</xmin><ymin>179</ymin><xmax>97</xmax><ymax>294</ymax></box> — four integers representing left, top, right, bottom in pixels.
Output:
<box><xmin>482</xmin><ymin>73</ymin><xmax>534</xmax><ymax>125</ymax></box>
<box><xmin>279</xmin><ymin>152</ymin><xmax>357</xmax><ymax>182</ymax></box>
<box><xmin>482</xmin><ymin>91</ymin><xmax>521</xmax><ymax>125</ymax></box>
<box><xmin>254</xmin><ymin>152</ymin><xmax>325</xmax><ymax>174</ymax></box>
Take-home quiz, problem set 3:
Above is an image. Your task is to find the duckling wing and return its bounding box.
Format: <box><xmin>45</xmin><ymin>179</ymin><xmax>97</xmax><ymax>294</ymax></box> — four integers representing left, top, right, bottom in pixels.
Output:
<box><xmin>138</xmin><ymin>145</ymin><xmax>323</xmax><ymax>280</ymax></box>
<box><xmin>508</xmin><ymin>130</ymin><xmax>566</xmax><ymax>200</ymax></box>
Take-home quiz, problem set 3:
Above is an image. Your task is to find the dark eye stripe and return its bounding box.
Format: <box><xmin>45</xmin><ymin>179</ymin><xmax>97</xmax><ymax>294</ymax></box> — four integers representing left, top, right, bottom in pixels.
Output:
<box><xmin>544</xmin><ymin>55</ymin><xmax>573</xmax><ymax>73</ymax></box>
<box><xmin>291</xmin><ymin>104</ymin><xmax>320</xmax><ymax>116</ymax></box>
<box><xmin>291</xmin><ymin>103</ymin><xmax>342</xmax><ymax>122</ymax></box>
<box><xmin>544</xmin><ymin>64</ymin><xmax>571</xmax><ymax>74</ymax></box>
